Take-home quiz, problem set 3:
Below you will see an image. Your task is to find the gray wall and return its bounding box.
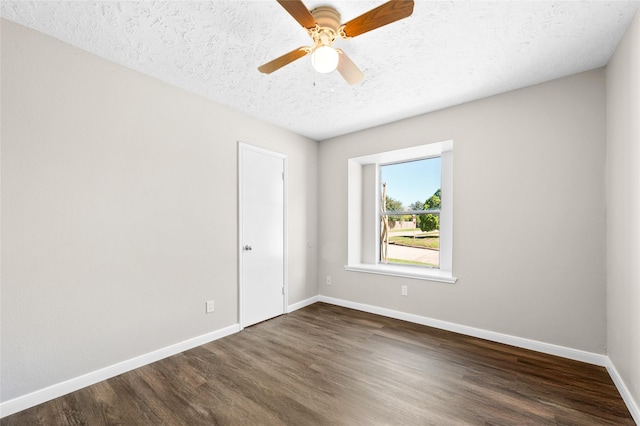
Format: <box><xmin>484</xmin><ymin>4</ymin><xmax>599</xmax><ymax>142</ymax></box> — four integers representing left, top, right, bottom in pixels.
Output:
<box><xmin>0</xmin><ymin>20</ymin><xmax>318</xmax><ymax>401</ymax></box>
<box><xmin>606</xmin><ymin>10</ymin><xmax>640</xmax><ymax>413</ymax></box>
<box><xmin>318</xmin><ymin>69</ymin><xmax>607</xmax><ymax>354</ymax></box>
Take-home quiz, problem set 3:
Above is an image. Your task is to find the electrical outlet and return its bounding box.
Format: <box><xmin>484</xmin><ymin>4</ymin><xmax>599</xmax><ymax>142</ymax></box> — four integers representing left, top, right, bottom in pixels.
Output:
<box><xmin>401</xmin><ymin>285</ymin><xmax>408</xmax><ymax>296</ymax></box>
<box><xmin>206</xmin><ymin>300</ymin><xmax>215</xmax><ymax>313</ymax></box>
<box><xmin>326</xmin><ymin>275</ymin><xmax>332</xmax><ymax>285</ymax></box>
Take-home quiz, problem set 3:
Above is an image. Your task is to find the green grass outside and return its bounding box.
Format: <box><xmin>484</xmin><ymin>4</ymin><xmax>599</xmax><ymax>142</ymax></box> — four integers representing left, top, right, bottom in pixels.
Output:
<box><xmin>389</xmin><ymin>234</ymin><xmax>439</xmax><ymax>250</ymax></box>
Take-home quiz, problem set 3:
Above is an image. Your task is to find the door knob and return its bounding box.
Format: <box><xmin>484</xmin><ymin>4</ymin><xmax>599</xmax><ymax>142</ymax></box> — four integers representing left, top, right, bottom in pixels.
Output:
<box><xmin>243</xmin><ymin>245</ymin><xmax>252</xmax><ymax>251</ymax></box>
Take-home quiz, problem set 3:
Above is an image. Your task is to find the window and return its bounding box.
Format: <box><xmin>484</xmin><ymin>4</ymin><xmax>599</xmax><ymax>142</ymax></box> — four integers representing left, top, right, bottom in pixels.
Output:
<box><xmin>380</xmin><ymin>157</ymin><xmax>441</xmax><ymax>268</ymax></box>
<box><xmin>345</xmin><ymin>141</ymin><xmax>456</xmax><ymax>283</ymax></box>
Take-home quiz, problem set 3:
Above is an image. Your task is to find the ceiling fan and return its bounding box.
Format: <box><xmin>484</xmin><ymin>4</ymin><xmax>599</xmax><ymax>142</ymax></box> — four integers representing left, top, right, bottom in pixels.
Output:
<box><xmin>258</xmin><ymin>0</ymin><xmax>415</xmax><ymax>85</ymax></box>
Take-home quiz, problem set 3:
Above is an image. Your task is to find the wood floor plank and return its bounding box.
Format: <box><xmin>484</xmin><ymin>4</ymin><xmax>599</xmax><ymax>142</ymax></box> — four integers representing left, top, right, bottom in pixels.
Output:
<box><xmin>1</xmin><ymin>302</ymin><xmax>634</xmax><ymax>425</ymax></box>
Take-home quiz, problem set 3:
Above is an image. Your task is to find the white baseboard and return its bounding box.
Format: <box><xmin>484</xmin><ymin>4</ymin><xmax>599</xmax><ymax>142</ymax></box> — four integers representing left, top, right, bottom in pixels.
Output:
<box><xmin>288</xmin><ymin>295</ymin><xmax>320</xmax><ymax>313</ymax></box>
<box><xmin>606</xmin><ymin>357</ymin><xmax>640</xmax><ymax>424</ymax></box>
<box><xmin>0</xmin><ymin>324</ymin><xmax>240</xmax><ymax>419</ymax></box>
<box><xmin>318</xmin><ymin>295</ymin><xmax>607</xmax><ymax>366</ymax></box>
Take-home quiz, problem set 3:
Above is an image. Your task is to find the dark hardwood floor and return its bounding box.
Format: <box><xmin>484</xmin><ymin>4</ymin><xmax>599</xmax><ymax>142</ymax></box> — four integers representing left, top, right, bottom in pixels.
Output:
<box><xmin>2</xmin><ymin>302</ymin><xmax>634</xmax><ymax>425</ymax></box>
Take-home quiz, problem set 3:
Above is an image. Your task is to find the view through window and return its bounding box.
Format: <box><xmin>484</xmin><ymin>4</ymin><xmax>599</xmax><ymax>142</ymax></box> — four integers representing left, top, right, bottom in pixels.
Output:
<box><xmin>380</xmin><ymin>157</ymin><xmax>441</xmax><ymax>268</ymax></box>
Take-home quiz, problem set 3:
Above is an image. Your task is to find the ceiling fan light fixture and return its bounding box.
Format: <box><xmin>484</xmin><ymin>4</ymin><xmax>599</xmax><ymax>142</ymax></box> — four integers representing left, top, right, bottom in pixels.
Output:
<box><xmin>311</xmin><ymin>45</ymin><xmax>339</xmax><ymax>73</ymax></box>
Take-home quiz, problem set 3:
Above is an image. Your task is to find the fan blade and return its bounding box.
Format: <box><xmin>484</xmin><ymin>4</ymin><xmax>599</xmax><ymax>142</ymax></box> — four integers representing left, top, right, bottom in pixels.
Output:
<box><xmin>258</xmin><ymin>47</ymin><xmax>310</xmax><ymax>74</ymax></box>
<box><xmin>341</xmin><ymin>0</ymin><xmax>414</xmax><ymax>38</ymax></box>
<box><xmin>336</xmin><ymin>50</ymin><xmax>364</xmax><ymax>85</ymax></box>
<box><xmin>276</xmin><ymin>0</ymin><xmax>317</xmax><ymax>29</ymax></box>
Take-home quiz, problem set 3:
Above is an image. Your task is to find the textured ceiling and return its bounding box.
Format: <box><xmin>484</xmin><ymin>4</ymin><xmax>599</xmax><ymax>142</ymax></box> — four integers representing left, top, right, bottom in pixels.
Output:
<box><xmin>2</xmin><ymin>1</ymin><xmax>639</xmax><ymax>141</ymax></box>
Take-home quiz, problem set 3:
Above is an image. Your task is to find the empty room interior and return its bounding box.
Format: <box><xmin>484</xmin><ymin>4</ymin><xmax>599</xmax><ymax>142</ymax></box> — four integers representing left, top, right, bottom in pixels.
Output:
<box><xmin>1</xmin><ymin>1</ymin><xmax>639</xmax><ymax>424</ymax></box>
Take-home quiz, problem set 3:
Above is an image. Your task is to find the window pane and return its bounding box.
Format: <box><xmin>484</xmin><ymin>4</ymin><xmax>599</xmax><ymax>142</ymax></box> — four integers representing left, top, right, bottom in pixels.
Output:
<box><xmin>380</xmin><ymin>158</ymin><xmax>441</xmax><ymax>268</ymax></box>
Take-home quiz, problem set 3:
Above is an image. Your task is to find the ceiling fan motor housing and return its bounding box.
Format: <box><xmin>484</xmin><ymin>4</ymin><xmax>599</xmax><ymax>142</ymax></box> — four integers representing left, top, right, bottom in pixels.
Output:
<box><xmin>310</xmin><ymin>6</ymin><xmax>341</xmax><ymax>32</ymax></box>
<box><xmin>311</xmin><ymin>5</ymin><xmax>344</xmax><ymax>47</ymax></box>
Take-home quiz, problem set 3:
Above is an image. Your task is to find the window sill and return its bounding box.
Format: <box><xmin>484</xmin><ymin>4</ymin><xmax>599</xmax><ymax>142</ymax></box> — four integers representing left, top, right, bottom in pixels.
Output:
<box><xmin>344</xmin><ymin>263</ymin><xmax>458</xmax><ymax>284</ymax></box>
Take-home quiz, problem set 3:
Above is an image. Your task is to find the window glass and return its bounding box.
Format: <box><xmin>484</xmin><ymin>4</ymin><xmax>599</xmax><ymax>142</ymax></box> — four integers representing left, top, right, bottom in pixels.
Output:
<box><xmin>380</xmin><ymin>157</ymin><xmax>441</xmax><ymax>268</ymax></box>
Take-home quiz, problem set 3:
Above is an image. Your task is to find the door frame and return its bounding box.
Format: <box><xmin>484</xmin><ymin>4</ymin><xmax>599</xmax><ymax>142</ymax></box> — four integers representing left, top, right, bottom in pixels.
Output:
<box><xmin>238</xmin><ymin>141</ymin><xmax>288</xmax><ymax>330</ymax></box>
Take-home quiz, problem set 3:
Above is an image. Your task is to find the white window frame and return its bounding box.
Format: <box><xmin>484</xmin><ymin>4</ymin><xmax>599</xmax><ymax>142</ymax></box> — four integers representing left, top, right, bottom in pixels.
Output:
<box><xmin>345</xmin><ymin>141</ymin><xmax>457</xmax><ymax>283</ymax></box>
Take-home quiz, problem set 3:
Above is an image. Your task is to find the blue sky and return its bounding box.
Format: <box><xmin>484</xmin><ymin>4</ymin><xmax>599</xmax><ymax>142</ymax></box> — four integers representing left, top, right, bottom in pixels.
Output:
<box><xmin>381</xmin><ymin>157</ymin><xmax>441</xmax><ymax>209</ymax></box>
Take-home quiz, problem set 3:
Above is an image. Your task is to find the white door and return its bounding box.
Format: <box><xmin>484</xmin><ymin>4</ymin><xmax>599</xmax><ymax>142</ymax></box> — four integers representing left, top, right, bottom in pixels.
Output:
<box><xmin>239</xmin><ymin>143</ymin><xmax>287</xmax><ymax>328</ymax></box>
